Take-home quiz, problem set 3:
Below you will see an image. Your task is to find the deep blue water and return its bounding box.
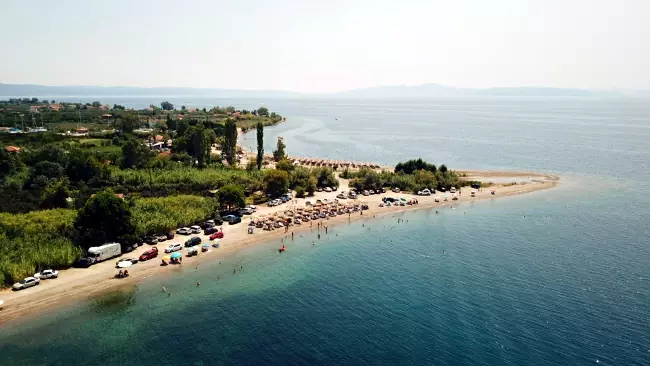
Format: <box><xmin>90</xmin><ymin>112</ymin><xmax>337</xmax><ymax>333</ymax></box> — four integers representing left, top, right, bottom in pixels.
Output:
<box><xmin>1</xmin><ymin>98</ymin><xmax>649</xmax><ymax>365</ymax></box>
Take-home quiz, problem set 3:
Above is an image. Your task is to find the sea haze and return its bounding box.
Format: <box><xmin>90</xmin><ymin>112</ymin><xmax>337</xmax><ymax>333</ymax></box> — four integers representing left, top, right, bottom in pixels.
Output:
<box><xmin>1</xmin><ymin>97</ymin><xmax>649</xmax><ymax>365</ymax></box>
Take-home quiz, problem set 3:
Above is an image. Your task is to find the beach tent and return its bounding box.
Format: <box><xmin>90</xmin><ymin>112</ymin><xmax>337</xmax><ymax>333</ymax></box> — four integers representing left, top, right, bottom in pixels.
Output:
<box><xmin>117</xmin><ymin>261</ymin><xmax>133</xmax><ymax>268</ymax></box>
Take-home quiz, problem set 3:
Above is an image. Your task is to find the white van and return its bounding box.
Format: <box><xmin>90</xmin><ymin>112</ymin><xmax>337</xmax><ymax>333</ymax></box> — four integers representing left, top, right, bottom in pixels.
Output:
<box><xmin>87</xmin><ymin>243</ymin><xmax>122</xmax><ymax>263</ymax></box>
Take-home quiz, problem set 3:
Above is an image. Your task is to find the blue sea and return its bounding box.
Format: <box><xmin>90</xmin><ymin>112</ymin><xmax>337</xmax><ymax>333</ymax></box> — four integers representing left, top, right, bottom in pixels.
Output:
<box><xmin>1</xmin><ymin>97</ymin><xmax>649</xmax><ymax>365</ymax></box>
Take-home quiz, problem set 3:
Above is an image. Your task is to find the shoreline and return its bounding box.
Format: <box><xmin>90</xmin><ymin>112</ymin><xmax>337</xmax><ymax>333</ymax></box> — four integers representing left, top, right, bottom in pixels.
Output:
<box><xmin>0</xmin><ymin>171</ymin><xmax>558</xmax><ymax>324</ymax></box>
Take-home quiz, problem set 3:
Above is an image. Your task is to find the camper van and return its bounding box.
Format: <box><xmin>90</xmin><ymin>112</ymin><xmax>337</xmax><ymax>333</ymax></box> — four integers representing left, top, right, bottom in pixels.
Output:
<box><xmin>87</xmin><ymin>243</ymin><xmax>122</xmax><ymax>264</ymax></box>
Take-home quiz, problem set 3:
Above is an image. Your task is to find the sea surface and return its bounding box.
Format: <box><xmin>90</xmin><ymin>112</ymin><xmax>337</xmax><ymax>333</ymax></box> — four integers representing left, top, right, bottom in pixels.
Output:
<box><xmin>1</xmin><ymin>97</ymin><xmax>649</xmax><ymax>365</ymax></box>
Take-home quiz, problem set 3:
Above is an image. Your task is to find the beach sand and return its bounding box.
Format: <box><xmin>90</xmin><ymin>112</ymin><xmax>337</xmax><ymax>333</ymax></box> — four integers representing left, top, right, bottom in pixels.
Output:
<box><xmin>0</xmin><ymin>171</ymin><xmax>558</xmax><ymax>323</ymax></box>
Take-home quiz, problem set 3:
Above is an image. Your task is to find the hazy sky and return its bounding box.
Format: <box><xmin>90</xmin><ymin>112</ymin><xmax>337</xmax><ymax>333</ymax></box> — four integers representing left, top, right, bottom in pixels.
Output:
<box><xmin>1</xmin><ymin>0</ymin><xmax>648</xmax><ymax>92</ymax></box>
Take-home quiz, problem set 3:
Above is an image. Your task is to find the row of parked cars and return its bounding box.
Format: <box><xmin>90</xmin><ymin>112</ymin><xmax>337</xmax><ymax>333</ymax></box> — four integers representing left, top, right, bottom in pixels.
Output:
<box><xmin>268</xmin><ymin>194</ymin><xmax>293</xmax><ymax>207</ymax></box>
<box><xmin>12</xmin><ymin>269</ymin><xmax>59</xmax><ymax>290</ymax></box>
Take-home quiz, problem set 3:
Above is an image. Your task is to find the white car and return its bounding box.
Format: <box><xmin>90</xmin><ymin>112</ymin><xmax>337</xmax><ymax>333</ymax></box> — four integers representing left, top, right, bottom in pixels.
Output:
<box><xmin>177</xmin><ymin>227</ymin><xmax>191</xmax><ymax>235</ymax></box>
<box><xmin>392</xmin><ymin>187</ymin><xmax>401</xmax><ymax>193</ymax></box>
<box><xmin>13</xmin><ymin>277</ymin><xmax>40</xmax><ymax>290</ymax></box>
<box><xmin>165</xmin><ymin>243</ymin><xmax>183</xmax><ymax>253</ymax></box>
<box><xmin>434</xmin><ymin>196</ymin><xmax>440</xmax><ymax>202</ymax></box>
<box><xmin>246</xmin><ymin>205</ymin><xmax>257</xmax><ymax>213</ymax></box>
<box><xmin>418</xmin><ymin>189</ymin><xmax>432</xmax><ymax>196</ymax></box>
<box><xmin>34</xmin><ymin>269</ymin><xmax>59</xmax><ymax>279</ymax></box>
<box><xmin>362</xmin><ymin>190</ymin><xmax>370</xmax><ymax>196</ymax></box>
<box><xmin>325</xmin><ymin>187</ymin><xmax>332</xmax><ymax>192</ymax></box>
<box><xmin>190</xmin><ymin>226</ymin><xmax>201</xmax><ymax>234</ymax></box>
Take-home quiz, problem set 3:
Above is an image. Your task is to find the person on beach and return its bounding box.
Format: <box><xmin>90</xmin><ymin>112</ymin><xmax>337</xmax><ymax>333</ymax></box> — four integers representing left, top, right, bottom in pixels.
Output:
<box><xmin>292</xmin><ymin>232</ymin><xmax>294</xmax><ymax>240</ymax></box>
<box><xmin>325</xmin><ymin>227</ymin><xmax>328</xmax><ymax>234</ymax></box>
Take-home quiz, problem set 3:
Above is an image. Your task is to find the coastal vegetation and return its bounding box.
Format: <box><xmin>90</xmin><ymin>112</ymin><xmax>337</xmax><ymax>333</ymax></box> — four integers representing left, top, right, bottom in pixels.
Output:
<box><xmin>0</xmin><ymin>99</ymin><xmax>479</xmax><ymax>288</ymax></box>
<box><xmin>344</xmin><ymin>159</ymin><xmax>466</xmax><ymax>193</ymax></box>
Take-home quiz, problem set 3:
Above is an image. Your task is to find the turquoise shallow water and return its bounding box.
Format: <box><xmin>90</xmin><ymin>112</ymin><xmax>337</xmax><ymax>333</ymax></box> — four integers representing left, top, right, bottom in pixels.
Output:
<box><xmin>1</xmin><ymin>98</ymin><xmax>649</xmax><ymax>365</ymax></box>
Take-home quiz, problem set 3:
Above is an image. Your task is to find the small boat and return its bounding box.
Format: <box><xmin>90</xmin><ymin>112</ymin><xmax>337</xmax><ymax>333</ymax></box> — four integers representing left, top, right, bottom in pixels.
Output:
<box><xmin>278</xmin><ymin>245</ymin><xmax>286</xmax><ymax>253</ymax></box>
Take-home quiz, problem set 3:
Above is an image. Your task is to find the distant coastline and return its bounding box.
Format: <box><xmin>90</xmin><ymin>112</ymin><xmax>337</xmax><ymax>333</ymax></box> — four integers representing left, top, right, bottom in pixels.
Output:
<box><xmin>2</xmin><ymin>83</ymin><xmax>647</xmax><ymax>99</ymax></box>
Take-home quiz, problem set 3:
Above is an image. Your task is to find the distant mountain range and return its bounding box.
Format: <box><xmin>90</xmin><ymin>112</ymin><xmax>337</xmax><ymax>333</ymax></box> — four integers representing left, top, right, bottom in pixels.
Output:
<box><xmin>0</xmin><ymin>83</ymin><xmax>646</xmax><ymax>99</ymax></box>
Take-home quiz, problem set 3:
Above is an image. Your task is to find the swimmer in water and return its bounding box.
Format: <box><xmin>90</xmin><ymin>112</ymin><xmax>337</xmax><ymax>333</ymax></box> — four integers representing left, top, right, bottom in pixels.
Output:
<box><xmin>197</xmin><ymin>281</ymin><xmax>200</xmax><ymax>287</ymax></box>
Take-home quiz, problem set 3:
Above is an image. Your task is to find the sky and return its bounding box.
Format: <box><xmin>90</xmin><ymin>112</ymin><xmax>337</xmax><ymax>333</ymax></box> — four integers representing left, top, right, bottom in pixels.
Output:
<box><xmin>1</xmin><ymin>0</ymin><xmax>649</xmax><ymax>93</ymax></box>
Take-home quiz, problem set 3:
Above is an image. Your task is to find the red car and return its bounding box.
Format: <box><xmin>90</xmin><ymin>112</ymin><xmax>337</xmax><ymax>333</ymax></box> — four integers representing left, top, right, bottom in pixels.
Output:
<box><xmin>139</xmin><ymin>246</ymin><xmax>159</xmax><ymax>261</ymax></box>
<box><xmin>209</xmin><ymin>231</ymin><xmax>224</xmax><ymax>240</ymax></box>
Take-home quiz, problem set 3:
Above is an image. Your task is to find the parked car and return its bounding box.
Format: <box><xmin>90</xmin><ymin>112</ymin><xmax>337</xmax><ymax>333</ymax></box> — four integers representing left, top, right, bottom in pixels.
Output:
<box><xmin>74</xmin><ymin>258</ymin><xmax>93</xmax><ymax>268</ymax></box>
<box><xmin>246</xmin><ymin>205</ymin><xmax>257</xmax><ymax>213</ymax></box>
<box><xmin>362</xmin><ymin>190</ymin><xmax>370</xmax><ymax>196</ymax></box>
<box><xmin>177</xmin><ymin>227</ymin><xmax>191</xmax><ymax>235</ymax></box>
<box><xmin>317</xmin><ymin>187</ymin><xmax>323</xmax><ymax>192</ymax></box>
<box><xmin>392</xmin><ymin>187</ymin><xmax>401</xmax><ymax>193</ymax></box>
<box><xmin>115</xmin><ymin>258</ymin><xmax>138</xmax><ymax>267</ymax></box>
<box><xmin>202</xmin><ymin>220</ymin><xmax>216</xmax><ymax>229</ymax></box>
<box><xmin>325</xmin><ymin>187</ymin><xmax>332</xmax><ymax>192</ymax></box>
<box><xmin>144</xmin><ymin>236</ymin><xmax>158</xmax><ymax>245</ymax></box>
<box><xmin>156</xmin><ymin>234</ymin><xmax>167</xmax><ymax>242</ymax></box>
<box><xmin>418</xmin><ymin>189</ymin><xmax>432</xmax><ymax>196</ymax></box>
<box><xmin>204</xmin><ymin>226</ymin><xmax>218</xmax><ymax>235</ymax></box>
<box><xmin>164</xmin><ymin>243</ymin><xmax>183</xmax><ymax>253</ymax></box>
<box><xmin>184</xmin><ymin>237</ymin><xmax>201</xmax><ymax>247</ymax></box>
<box><xmin>190</xmin><ymin>225</ymin><xmax>201</xmax><ymax>234</ymax></box>
<box><xmin>380</xmin><ymin>187</ymin><xmax>386</xmax><ymax>193</ymax></box>
<box><xmin>34</xmin><ymin>269</ymin><xmax>59</xmax><ymax>279</ymax></box>
<box><xmin>166</xmin><ymin>231</ymin><xmax>175</xmax><ymax>240</ymax></box>
<box><xmin>12</xmin><ymin>277</ymin><xmax>40</xmax><ymax>290</ymax></box>
<box><xmin>210</xmin><ymin>231</ymin><xmax>224</xmax><ymax>240</ymax></box>
<box><xmin>369</xmin><ymin>190</ymin><xmax>375</xmax><ymax>195</ymax></box>
<box><xmin>139</xmin><ymin>247</ymin><xmax>159</xmax><ymax>261</ymax></box>
<box><xmin>229</xmin><ymin>216</ymin><xmax>242</xmax><ymax>225</ymax></box>
<box><xmin>213</xmin><ymin>215</ymin><xmax>224</xmax><ymax>225</ymax></box>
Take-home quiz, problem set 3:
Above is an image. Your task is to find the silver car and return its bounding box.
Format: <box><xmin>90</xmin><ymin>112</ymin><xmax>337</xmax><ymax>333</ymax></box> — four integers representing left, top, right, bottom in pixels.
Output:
<box><xmin>13</xmin><ymin>276</ymin><xmax>40</xmax><ymax>290</ymax></box>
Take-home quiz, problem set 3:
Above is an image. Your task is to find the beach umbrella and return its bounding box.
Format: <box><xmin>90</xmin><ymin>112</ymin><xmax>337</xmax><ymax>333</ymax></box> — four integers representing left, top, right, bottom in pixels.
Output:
<box><xmin>162</xmin><ymin>255</ymin><xmax>171</xmax><ymax>261</ymax></box>
<box><xmin>400</xmin><ymin>198</ymin><xmax>407</xmax><ymax>202</ymax></box>
<box><xmin>202</xmin><ymin>243</ymin><xmax>210</xmax><ymax>248</ymax></box>
<box><xmin>170</xmin><ymin>252</ymin><xmax>182</xmax><ymax>259</ymax></box>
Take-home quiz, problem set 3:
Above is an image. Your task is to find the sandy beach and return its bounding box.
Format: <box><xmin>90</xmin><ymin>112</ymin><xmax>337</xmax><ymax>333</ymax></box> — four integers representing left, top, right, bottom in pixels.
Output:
<box><xmin>0</xmin><ymin>171</ymin><xmax>558</xmax><ymax>323</ymax></box>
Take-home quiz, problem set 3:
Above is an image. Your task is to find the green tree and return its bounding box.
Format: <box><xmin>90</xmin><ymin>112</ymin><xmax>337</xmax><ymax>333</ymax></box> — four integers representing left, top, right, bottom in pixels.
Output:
<box><xmin>257</xmin><ymin>107</ymin><xmax>269</xmax><ymax>116</ymax></box>
<box><xmin>276</xmin><ymin>158</ymin><xmax>294</xmax><ymax>173</ymax></box>
<box><xmin>439</xmin><ymin>164</ymin><xmax>448</xmax><ymax>174</ymax></box>
<box><xmin>263</xmin><ymin>169</ymin><xmax>289</xmax><ymax>198</ymax></box>
<box><xmin>216</xmin><ymin>184</ymin><xmax>246</xmax><ymax>211</ymax></box>
<box><xmin>295</xmin><ymin>186</ymin><xmax>306</xmax><ymax>198</ymax></box>
<box><xmin>161</xmin><ymin>101</ymin><xmax>174</xmax><ymax>110</ymax></box>
<box><xmin>75</xmin><ymin>189</ymin><xmax>136</xmax><ymax>248</ymax></box>
<box><xmin>191</xmin><ymin>126</ymin><xmax>209</xmax><ymax>167</ymax></box>
<box><xmin>121</xmin><ymin>137</ymin><xmax>155</xmax><ymax>169</ymax></box>
<box><xmin>119</xmin><ymin>113</ymin><xmax>139</xmax><ymax>133</ymax></box>
<box><xmin>0</xmin><ymin>144</ymin><xmax>21</xmax><ymax>181</ymax></box>
<box><xmin>40</xmin><ymin>178</ymin><xmax>70</xmax><ymax>209</ymax></box>
<box><xmin>177</xmin><ymin>119</ymin><xmax>189</xmax><ymax>136</ymax></box>
<box><xmin>273</xmin><ymin>137</ymin><xmax>286</xmax><ymax>162</ymax></box>
<box><xmin>395</xmin><ymin>158</ymin><xmax>436</xmax><ymax>175</ymax></box>
<box><xmin>223</xmin><ymin>119</ymin><xmax>237</xmax><ymax>165</ymax></box>
<box><xmin>256</xmin><ymin>121</ymin><xmax>264</xmax><ymax>170</ymax></box>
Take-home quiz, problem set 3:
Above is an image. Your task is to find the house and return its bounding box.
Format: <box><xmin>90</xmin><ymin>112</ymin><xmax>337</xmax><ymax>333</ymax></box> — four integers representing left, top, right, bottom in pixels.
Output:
<box><xmin>232</xmin><ymin>111</ymin><xmax>241</xmax><ymax>118</ymax></box>
<box><xmin>101</xmin><ymin>114</ymin><xmax>112</xmax><ymax>119</ymax></box>
<box><xmin>5</xmin><ymin>146</ymin><xmax>21</xmax><ymax>153</ymax></box>
<box><xmin>30</xmin><ymin>106</ymin><xmax>41</xmax><ymax>113</ymax></box>
<box><xmin>48</xmin><ymin>104</ymin><xmax>63</xmax><ymax>111</ymax></box>
<box><xmin>188</xmin><ymin>108</ymin><xmax>197</xmax><ymax>113</ymax></box>
<box><xmin>98</xmin><ymin>105</ymin><xmax>108</xmax><ymax>111</ymax></box>
<box><xmin>154</xmin><ymin>135</ymin><xmax>164</xmax><ymax>143</ymax></box>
